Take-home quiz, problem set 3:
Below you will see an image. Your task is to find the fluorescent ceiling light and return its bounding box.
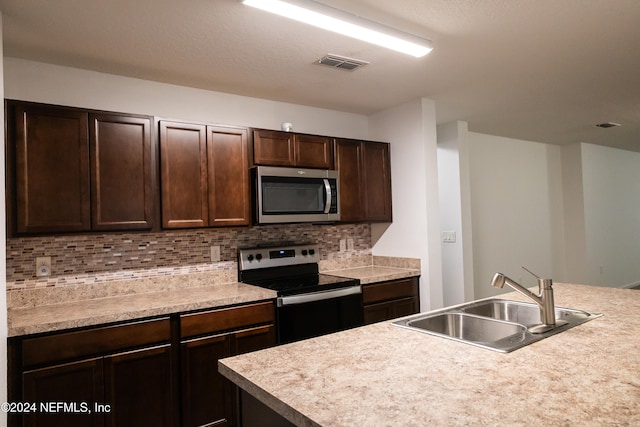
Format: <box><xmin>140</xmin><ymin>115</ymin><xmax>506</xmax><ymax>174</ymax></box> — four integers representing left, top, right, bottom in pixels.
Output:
<box><xmin>241</xmin><ymin>0</ymin><xmax>433</xmax><ymax>58</ymax></box>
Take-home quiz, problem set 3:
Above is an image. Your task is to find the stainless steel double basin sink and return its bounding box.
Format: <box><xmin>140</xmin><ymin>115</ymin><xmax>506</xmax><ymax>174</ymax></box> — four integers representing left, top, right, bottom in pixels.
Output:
<box><xmin>392</xmin><ymin>299</ymin><xmax>602</xmax><ymax>352</ymax></box>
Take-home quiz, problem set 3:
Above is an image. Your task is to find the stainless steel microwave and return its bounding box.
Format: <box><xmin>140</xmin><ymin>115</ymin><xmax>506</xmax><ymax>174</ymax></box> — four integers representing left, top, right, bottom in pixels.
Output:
<box><xmin>253</xmin><ymin>166</ymin><xmax>340</xmax><ymax>224</ymax></box>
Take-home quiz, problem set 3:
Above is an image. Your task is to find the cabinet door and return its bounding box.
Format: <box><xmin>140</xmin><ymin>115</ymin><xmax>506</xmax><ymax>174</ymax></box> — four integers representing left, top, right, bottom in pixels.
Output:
<box><xmin>160</xmin><ymin>121</ymin><xmax>208</xmax><ymax>228</ymax></box>
<box><xmin>252</xmin><ymin>129</ymin><xmax>295</xmax><ymax>166</ymax></box>
<box><xmin>393</xmin><ymin>297</ymin><xmax>420</xmax><ymax>318</ymax></box>
<box><xmin>181</xmin><ymin>334</ymin><xmax>233</xmax><ymax>427</ymax></box>
<box><xmin>363</xmin><ymin>298</ymin><xmax>419</xmax><ymax>324</ymax></box>
<box><xmin>22</xmin><ymin>357</ymin><xmax>104</xmax><ymax>427</ymax></box>
<box><xmin>233</xmin><ymin>324</ymin><xmax>276</xmax><ymax>355</ymax></box>
<box><xmin>295</xmin><ymin>134</ymin><xmax>333</xmax><ymax>169</ymax></box>
<box><xmin>90</xmin><ymin>113</ymin><xmax>153</xmax><ymax>230</ymax></box>
<box><xmin>334</xmin><ymin>139</ymin><xmax>364</xmax><ymax>222</ymax></box>
<box><xmin>362</xmin><ymin>142</ymin><xmax>392</xmax><ymax>221</ymax></box>
<box><xmin>104</xmin><ymin>344</ymin><xmax>173</xmax><ymax>427</ymax></box>
<box><xmin>363</xmin><ymin>302</ymin><xmax>394</xmax><ymax>325</ymax></box>
<box><xmin>13</xmin><ymin>103</ymin><xmax>91</xmax><ymax>233</ymax></box>
<box><xmin>207</xmin><ymin>126</ymin><xmax>251</xmax><ymax>226</ymax></box>
<box><xmin>363</xmin><ymin>277</ymin><xmax>420</xmax><ymax>324</ymax></box>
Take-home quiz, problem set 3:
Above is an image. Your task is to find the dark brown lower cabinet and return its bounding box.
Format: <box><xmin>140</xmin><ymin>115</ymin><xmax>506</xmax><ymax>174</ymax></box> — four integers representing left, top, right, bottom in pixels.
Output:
<box><xmin>362</xmin><ymin>277</ymin><xmax>420</xmax><ymax>324</ymax></box>
<box><xmin>104</xmin><ymin>345</ymin><xmax>173</xmax><ymax>427</ymax></box>
<box><xmin>13</xmin><ymin>318</ymin><xmax>173</xmax><ymax>427</ymax></box>
<box><xmin>180</xmin><ymin>303</ymin><xmax>276</xmax><ymax>427</ymax></box>
<box><xmin>9</xmin><ymin>302</ymin><xmax>276</xmax><ymax>427</ymax></box>
<box><xmin>22</xmin><ymin>358</ymin><xmax>104</xmax><ymax>427</ymax></box>
<box><xmin>181</xmin><ymin>334</ymin><xmax>232</xmax><ymax>427</ymax></box>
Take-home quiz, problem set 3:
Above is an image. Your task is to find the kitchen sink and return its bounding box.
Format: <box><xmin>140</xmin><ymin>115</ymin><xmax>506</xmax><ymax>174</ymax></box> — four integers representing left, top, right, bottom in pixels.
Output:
<box><xmin>392</xmin><ymin>298</ymin><xmax>602</xmax><ymax>353</ymax></box>
<box><xmin>460</xmin><ymin>299</ymin><xmax>596</xmax><ymax>328</ymax></box>
<box><xmin>397</xmin><ymin>312</ymin><xmax>528</xmax><ymax>352</ymax></box>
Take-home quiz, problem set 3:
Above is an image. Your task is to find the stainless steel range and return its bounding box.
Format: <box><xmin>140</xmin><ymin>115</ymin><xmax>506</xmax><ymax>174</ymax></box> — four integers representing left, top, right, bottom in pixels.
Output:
<box><xmin>238</xmin><ymin>243</ymin><xmax>363</xmax><ymax>344</ymax></box>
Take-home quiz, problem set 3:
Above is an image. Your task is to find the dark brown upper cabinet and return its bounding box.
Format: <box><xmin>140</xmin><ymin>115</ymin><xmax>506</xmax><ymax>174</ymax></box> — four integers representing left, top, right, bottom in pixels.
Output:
<box><xmin>207</xmin><ymin>125</ymin><xmax>251</xmax><ymax>227</ymax></box>
<box><xmin>160</xmin><ymin>121</ymin><xmax>208</xmax><ymax>229</ymax></box>
<box><xmin>7</xmin><ymin>101</ymin><xmax>155</xmax><ymax>235</ymax></box>
<box><xmin>12</xmin><ymin>102</ymin><xmax>91</xmax><ymax>234</ymax></box>
<box><xmin>90</xmin><ymin>113</ymin><xmax>153</xmax><ymax>230</ymax></box>
<box><xmin>334</xmin><ymin>138</ymin><xmax>392</xmax><ymax>222</ymax></box>
<box><xmin>362</xmin><ymin>141</ymin><xmax>393</xmax><ymax>221</ymax></box>
<box><xmin>334</xmin><ymin>139</ymin><xmax>363</xmax><ymax>223</ymax></box>
<box><xmin>252</xmin><ymin>129</ymin><xmax>333</xmax><ymax>169</ymax></box>
<box><xmin>160</xmin><ymin>120</ymin><xmax>250</xmax><ymax>229</ymax></box>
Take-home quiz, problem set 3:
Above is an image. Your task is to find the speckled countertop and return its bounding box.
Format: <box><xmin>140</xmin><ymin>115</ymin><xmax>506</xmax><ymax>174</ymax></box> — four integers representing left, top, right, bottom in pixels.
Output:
<box><xmin>322</xmin><ymin>255</ymin><xmax>420</xmax><ymax>284</ymax></box>
<box><xmin>219</xmin><ymin>283</ymin><xmax>640</xmax><ymax>426</ymax></box>
<box><xmin>7</xmin><ymin>256</ymin><xmax>420</xmax><ymax>337</ymax></box>
<box><xmin>7</xmin><ymin>274</ymin><xmax>277</xmax><ymax>337</ymax></box>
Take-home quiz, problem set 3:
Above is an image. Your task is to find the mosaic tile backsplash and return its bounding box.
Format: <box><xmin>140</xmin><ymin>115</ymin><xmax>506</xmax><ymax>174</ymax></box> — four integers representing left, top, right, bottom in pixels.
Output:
<box><xmin>6</xmin><ymin>223</ymin><xmax>371</xmax><ymax>290</ymax></box>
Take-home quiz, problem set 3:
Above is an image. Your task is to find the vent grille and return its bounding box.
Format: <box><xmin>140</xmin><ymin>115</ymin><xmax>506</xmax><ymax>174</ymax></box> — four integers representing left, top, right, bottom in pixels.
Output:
<box><xmin>316</xmin><ymin>54</ymin><xmax>369</xmax><ymax>71</ymax></box>
<box><xmin>596</xmin><ymin>122</ymin><xmax>621</xmax><ymax>128</ymax></box>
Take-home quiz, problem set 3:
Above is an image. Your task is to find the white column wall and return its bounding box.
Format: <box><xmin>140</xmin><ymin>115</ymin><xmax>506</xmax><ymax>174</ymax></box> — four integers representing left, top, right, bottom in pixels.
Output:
<box><xmin>437</xmin><ymin>121</ymin><xmax>474</xmax><ymax>305</ymax></box>
<box><xmin>368</xmin><ymin>98</ymin><xmax>443</xmax><ymax>310</ymax></box>
<box><xmin>561</xmin><ymin>143</ymin><xmax>589</xmax><ymax>285</ymax></box>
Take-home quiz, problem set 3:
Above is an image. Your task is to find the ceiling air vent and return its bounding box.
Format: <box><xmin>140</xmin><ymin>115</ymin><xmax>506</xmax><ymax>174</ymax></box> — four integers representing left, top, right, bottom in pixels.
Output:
<box><xmin>596</xmin><ymin>122</ymin><xmax>621</xmax><ymax>128</ymax></box>
<box><xmin>316</xmin><ymin>54</ymin><xmax>369</xmax><ymax>71</ymax></box>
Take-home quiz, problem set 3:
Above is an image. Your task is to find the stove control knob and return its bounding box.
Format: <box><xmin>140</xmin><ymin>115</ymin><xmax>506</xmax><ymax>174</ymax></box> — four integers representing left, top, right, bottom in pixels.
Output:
<box><xmin>309</xmin><ymin>249</ymin><xmax>315</xmax><ymax>255</ymax></box>
<box><xmin>256</xmin><ymin>253</ymin><xmax>263</xmax><ymax>261</ymax></box>
<box><xmin>247</xmin><ymin>254</ymin><xmax>254</xmax><ymax>262</ymax></box>
<box><xmin>301</xmin><ymin>249</ymin><xmax>308</xmax><ymax>256</ymax></box>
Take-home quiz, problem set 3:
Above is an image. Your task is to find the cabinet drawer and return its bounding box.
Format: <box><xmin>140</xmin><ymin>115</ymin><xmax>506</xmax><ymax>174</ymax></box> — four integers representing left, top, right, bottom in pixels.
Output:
<box><xmin>22</xmin><ymin>318</ymin><xmax>171</xmax><ymax>368</ymax></box>
<box><xmin>362</xmin><ymin>277</ymin><xmax>419</xmax><ymax>305</ymax></box>
<box><xmin>180</xmin><ymin>302</ymin><xmax>274</xmax><ymax>338</ymax></box>
<box><xmin>363</xmin><ymin>297</ymin><xmax>419</xmax><ymax>325</ymax></box>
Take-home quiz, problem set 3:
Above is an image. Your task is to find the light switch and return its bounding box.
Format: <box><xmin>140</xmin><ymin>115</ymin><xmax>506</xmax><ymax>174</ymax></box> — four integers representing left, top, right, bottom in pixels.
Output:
<box><xmin>442</xmin><ymin>231</ymin><xmax>456</xmax><ymax>243</ymax></box>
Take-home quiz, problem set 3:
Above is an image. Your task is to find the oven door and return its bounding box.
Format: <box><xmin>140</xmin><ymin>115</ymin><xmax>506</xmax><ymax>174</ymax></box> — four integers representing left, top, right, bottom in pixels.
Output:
<box><xmin>276</xmin><ymin>286</ymin><xmax>363</xmax><ymax>344</ymax></box>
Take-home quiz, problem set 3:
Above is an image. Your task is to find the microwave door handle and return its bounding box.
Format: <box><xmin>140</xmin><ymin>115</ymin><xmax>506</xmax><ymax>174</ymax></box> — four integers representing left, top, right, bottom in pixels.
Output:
<box><xmin>323</xmin><ymin>178</ymin><xmax>332</xmax><ymax>213</ymax></box>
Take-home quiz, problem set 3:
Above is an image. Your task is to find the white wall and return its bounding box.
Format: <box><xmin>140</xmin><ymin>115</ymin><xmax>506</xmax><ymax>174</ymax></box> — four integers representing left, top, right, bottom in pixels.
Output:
<box><xmin>1</xmin><ymin>13</ymin><xmax>8</xmax><ymax>426</ymax></box>
<box><xmin>437</xmin><ymin>121</ymin><xmax>474</xmax><ymax>305</ymax></box>
<box><xmin>561</xmin><ymin>143</ymin><xmax>588</xmax><ymax>284</ymax></box>
<box><xmin>369</xmin><ymin>98</ymin><xmax>443</xmax><ymax>310</ymax></box>
<box><xmin>4</xmin><ymin>58</ymin><xmax>369</xmax><ymax>140</ymax></box>
<box><xmin>581</xmin><ymin>143</ymin><xmax>640</xmax><ymax>287</ymax></box>
<box><xmin>467</xmin><ymin>132</ymin><xmax>564</xmax><ymax>299</ymax></box>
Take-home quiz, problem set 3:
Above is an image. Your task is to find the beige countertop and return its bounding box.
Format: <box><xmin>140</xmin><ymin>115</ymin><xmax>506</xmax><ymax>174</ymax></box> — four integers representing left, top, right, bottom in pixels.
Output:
<box><xmin>322</xmin><ymin>265</ymin><xmax>420</xmax><ymax>284</ymax></box>
<box><xmin>7</xmin><ymin>273</ymin><xmax>276</xmax><ymax>337</ymax></box>
<box><xmin>7</xmin><ymin>256</ymin><xmax>420</xmax><ymax>337</ymax></box>
<box><xmin>219</xmin><ymin>283</ymin><xmax>640</xmax><ymax>426</ymax></box>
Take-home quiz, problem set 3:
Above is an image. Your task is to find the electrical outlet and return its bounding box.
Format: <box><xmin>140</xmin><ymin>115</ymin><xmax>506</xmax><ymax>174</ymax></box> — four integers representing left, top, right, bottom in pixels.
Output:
<box><xmin>36</xmin><ymin>256</ymin><xmax>52</xmax><ymax>277</ymax></box>
<box><xmin>210</xmin><ymin>246</ymin><xmax>221</xmax><ymax>262</ymax></box>
<box><xmin>442</xmin><ymin>231</ymin><xmax>456</xmax><ymax>243</ymax></box>
<box><xmin>339</xmin><ymin>239</ymin><xmax>346</xmax><ymax>252</ymax></box>
<box><xmin>347</xmin><ymin>238</ymin><xmax>354</xmax><ymax>251</ymax></box>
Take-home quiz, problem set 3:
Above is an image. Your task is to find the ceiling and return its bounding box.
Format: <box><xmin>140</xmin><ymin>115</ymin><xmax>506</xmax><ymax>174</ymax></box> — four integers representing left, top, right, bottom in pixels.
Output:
<box><xmin>1</xmin><ymin>0</ymin><xmax>639</xmax><ymax>150</ymax></box>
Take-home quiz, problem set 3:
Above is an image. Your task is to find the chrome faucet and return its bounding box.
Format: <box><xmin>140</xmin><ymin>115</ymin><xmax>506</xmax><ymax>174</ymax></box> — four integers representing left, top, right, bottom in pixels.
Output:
<box><xmin>491</xmin><ymin>267</ymin><xmax>567</xmax><ymax>333</ymax></box>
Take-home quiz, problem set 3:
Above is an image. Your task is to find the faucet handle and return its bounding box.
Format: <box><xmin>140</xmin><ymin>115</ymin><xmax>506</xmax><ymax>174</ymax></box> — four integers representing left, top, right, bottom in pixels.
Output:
<box><xmin>521</xmin><ymin>266</ymin><xmax>542</xmax><ymax>280</ymax></box>
<box><xmin>522</xmin><ymin>266</ymin><xmax>553</xmax><ymax>289</ymax></box>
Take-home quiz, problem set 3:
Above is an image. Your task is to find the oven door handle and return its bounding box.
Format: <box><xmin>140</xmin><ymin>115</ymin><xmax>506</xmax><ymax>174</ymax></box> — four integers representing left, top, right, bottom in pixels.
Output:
<box><xmin>277</xmin><ymin>285</ymin><xmax>361</xmax><ymax>307</ymax></box>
